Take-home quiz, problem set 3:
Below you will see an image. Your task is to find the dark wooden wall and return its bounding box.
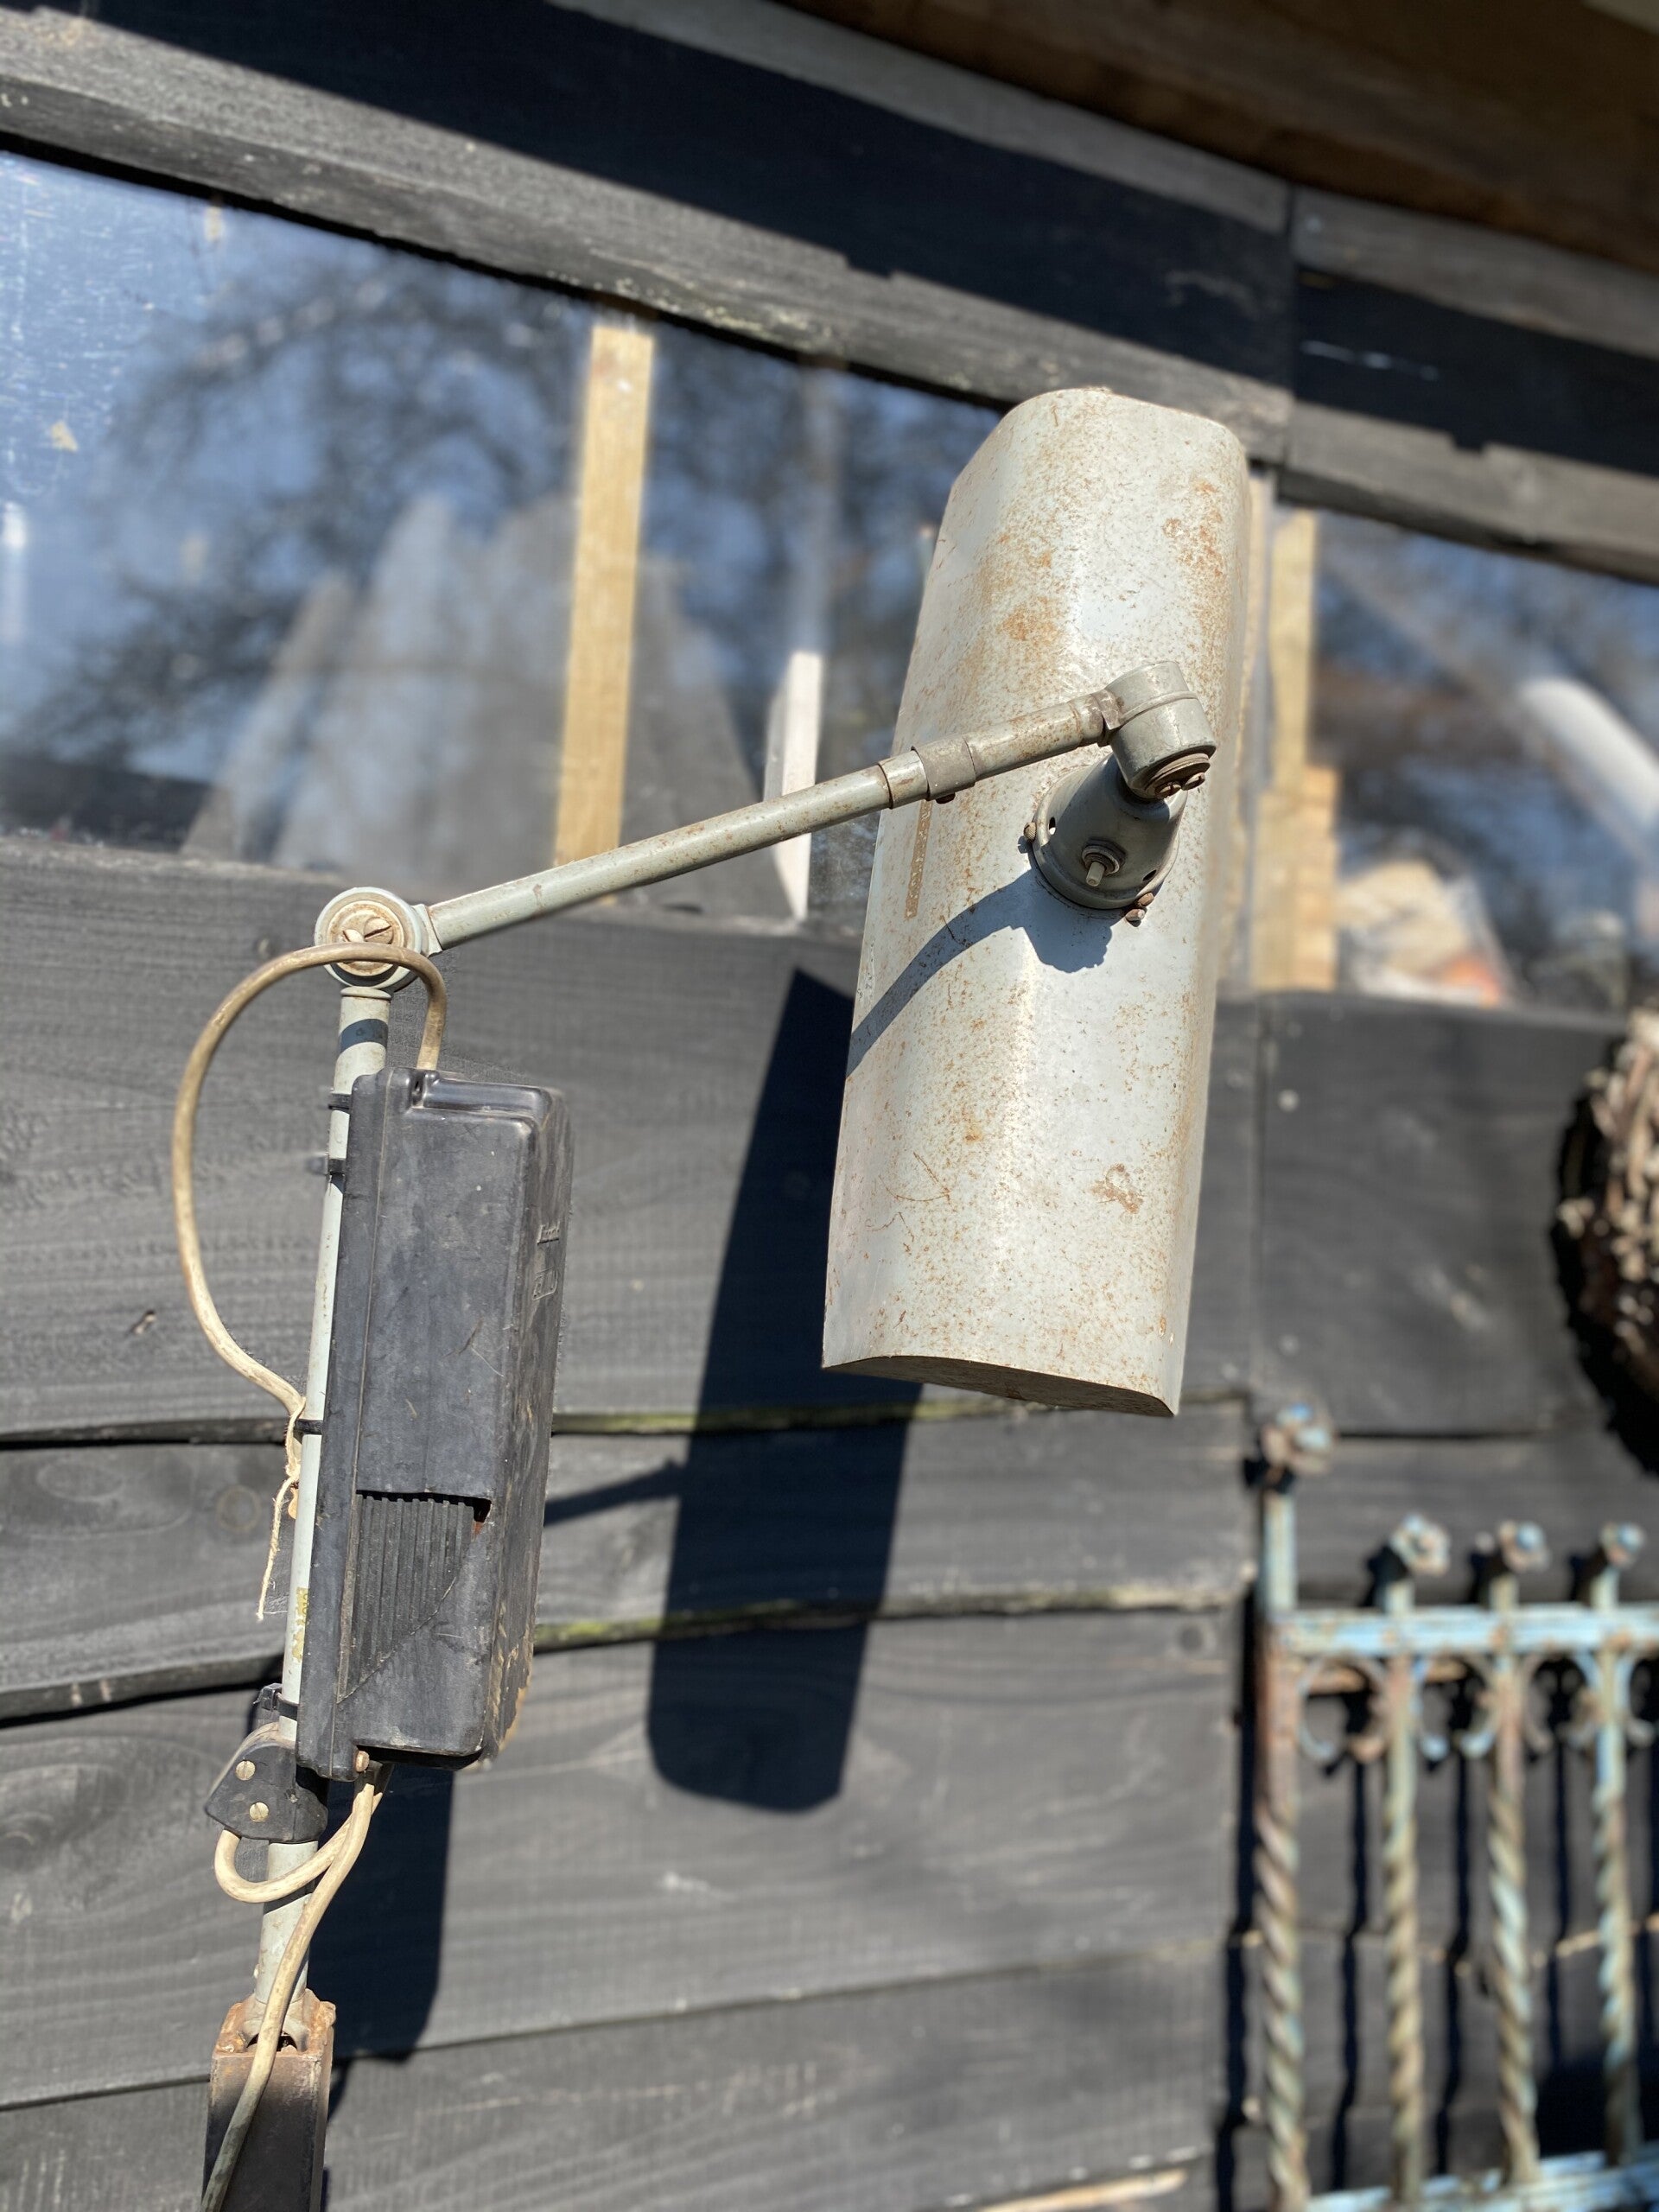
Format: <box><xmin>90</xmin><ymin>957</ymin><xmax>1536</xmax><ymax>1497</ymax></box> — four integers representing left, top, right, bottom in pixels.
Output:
<box><xmin>5</xmin><ymin>837</ymin><xmax>1657</xmax><ymax>2211</ymax></box>
<box><xmin>779</xmin><ymin>0</ymin><xmax>1659</xmax><ymax>287</ymax></box>
<box><xmin>3</xmin><ymin>0</ymin><xmax>1659</xmax><ymax>579</ymax></box>
<box><xmin>4</xmin><ymin>6</ymin><xmax>1659</xmax><ymax>2209</ymax></box>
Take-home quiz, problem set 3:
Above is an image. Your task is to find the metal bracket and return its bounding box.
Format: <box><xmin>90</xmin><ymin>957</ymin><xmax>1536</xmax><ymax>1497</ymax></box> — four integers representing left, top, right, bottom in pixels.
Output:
<box><xmin>1026</xmin><ymin>663</ymin><xmax>1217</xmax><ymax>918</ymax></box>
<box><xmin>205</xmin><ymin>1686</ymin><xmax>329</xmax><ymax>1845</ymax></box>
<box><xmin>206</xmin><ymin>1989</ymin><xmax>334</xmax><ymax>2211</ymax></box>
<box><xmin>313</xmin><ymin>885</ymin><xmax>432</xmax><ymax>988</ymax></box>
<box><xmin>1027</xmin><ymin>758</ymin><xmax>1188</xmax><ymax>916</ymax></box>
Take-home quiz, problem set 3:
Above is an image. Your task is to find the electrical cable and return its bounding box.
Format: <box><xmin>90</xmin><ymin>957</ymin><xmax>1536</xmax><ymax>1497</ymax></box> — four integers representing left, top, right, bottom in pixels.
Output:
<box><xmin>212</xmin><ymin>1808</ymin><xmax>373</xmax><ymax>1906</ymax></box>
<box><xmin>171</xmin><ymin>939</ymin><xmax>446</xmax><ymax>1433</ymax></box>
<box><xmin>174</xmin><ymin>940</ymin><xmax>443</xmax><ymax>2212</ymax></box>
<box><xmin>200</xmin><ymin>1772</ymin><xmax>383</xmax><ymax>2212</ymax></box>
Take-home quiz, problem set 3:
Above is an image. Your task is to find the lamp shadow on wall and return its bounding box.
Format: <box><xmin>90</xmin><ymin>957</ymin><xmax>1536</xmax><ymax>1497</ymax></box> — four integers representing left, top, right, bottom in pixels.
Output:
<box><xmin>314</xmin><ymin>965</ymin><xmax>910</xmax><ymax>2099</ymax></box>
<box><xmin>311</xmin><ymin>1760</ymin><xmax>454</xmax><ymax>2075</ymax></box>
<box><xmin>536</xmin><ymin>966</ymin><xmax>915</xmax><ymax>1809</ymax></box>
<box><xmin>643</xmin><ymin>966</ymin><xmax>917</xmax><ymax>1812</ymax></box>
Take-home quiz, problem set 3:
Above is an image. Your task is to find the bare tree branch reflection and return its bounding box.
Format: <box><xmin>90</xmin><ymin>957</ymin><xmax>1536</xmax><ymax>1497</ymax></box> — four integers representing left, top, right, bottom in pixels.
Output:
<box><xmin>3</xmin><ymin>181</ymin><xmax>995</xmax><ymax>914</ymax></box>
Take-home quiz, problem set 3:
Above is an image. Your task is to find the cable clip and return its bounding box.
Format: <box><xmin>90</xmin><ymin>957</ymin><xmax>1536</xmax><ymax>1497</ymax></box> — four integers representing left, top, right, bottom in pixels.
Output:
<box><xmin>205</xmin><ymin>1686</ymin><xmax>329</xmax><ymax>1844</ymax></box>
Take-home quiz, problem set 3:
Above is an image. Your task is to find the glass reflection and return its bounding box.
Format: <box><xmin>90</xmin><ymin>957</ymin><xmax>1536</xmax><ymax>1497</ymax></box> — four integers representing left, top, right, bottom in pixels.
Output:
<box><xmin>1293</xmin><ymin>508</ymin><xmax>1659</xmax><ymax>1014</ymax></box>
<box><xmin>0</xmin><ymin>149</ymin><xmax>994</xmax><ymax>927</ymax></box>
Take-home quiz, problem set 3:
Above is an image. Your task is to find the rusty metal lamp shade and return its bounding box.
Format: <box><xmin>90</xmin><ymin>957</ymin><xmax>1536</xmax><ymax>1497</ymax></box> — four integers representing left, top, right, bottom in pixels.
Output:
<box><xmin>823</xmin><ymin>387</ymin><xmax>1253</xmax><ymax>1415</ymax></box>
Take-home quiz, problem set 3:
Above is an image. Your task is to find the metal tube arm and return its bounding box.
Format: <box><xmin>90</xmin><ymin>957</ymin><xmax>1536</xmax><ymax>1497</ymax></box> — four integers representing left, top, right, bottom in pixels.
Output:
<box><xmin>419</xmin><ymin>686</ymin><xmax>1130</xmax><ymax>950</ymax></box>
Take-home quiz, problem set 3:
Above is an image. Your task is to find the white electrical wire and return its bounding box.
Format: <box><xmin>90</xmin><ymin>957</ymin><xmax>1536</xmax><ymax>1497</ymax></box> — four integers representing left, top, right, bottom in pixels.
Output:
<box><xmin>212</xmin><ymin>1795</ymin><xmax>378</xmax><ymax>1906</ymax></box>
<box><xmin>173</xmin><ymin>940</ymin><xmax>444</xmax><ymax>2212</ymax></box>
<box><xmin>200</xmin><ymin>1773</ymin><xmax>383</xmax><ymax>2212</ymax></box>
<box><xmin>170</xmin><ymin>939</ymin><xmax>446</xmax><ymax>1435</ymax></box>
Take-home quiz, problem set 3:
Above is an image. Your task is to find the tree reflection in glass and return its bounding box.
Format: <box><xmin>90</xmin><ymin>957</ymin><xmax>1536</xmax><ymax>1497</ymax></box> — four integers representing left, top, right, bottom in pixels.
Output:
<box><xmin>0</xmin><ymin>148</ymin><xmax>993</xmax><ymax>924</ymax></box>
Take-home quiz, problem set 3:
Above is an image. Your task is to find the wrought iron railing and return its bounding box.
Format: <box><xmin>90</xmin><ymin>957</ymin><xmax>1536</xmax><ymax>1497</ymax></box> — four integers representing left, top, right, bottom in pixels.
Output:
<box><xmin>1253</xmin><ymin>1403</ymin><xmax>1659</xmax><ymax>2212</ymax></box>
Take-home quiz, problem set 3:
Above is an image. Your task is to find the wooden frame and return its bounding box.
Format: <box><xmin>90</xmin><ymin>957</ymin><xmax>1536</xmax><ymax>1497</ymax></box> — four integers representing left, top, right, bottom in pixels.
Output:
<box><xmin>2</xmin><ymin>0</ymin><xmax>1657</xmax><ymax>574</ymax></box>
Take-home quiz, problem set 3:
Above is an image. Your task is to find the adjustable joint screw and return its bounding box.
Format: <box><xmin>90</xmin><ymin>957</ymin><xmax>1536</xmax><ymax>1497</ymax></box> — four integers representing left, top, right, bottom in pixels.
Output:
<box><xmin>314</xmin><ymin>886</ymin><xmax>429</xmax><ymax>988</ymax></box>
<box><xmin>1081</xmin><ymin>840</ymin><xmax>1124</xmax><ymax>891</ymax></box>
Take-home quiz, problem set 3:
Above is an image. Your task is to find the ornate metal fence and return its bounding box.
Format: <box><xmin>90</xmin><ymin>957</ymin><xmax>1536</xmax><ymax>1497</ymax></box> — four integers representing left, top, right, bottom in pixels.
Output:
<box><xmin>1254</xmin><ymin>1404</ymin><xmax>1659</xmax><ymax>2212</ymax></box>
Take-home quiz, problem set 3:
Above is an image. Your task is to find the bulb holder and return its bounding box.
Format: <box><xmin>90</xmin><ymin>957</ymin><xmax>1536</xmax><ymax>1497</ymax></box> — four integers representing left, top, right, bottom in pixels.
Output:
<box><xmin>1028</xmin><ymin>753</ymin><xmax>1187</xmax><ymax>912</ymax></box>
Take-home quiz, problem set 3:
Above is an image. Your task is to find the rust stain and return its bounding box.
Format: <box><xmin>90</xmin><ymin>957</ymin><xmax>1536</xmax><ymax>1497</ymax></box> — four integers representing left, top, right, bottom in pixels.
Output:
<box><xmin>1092</xmin><ymin>1164</ymin><xmax>1142</xmax><ymax>1213</ymax></box>
<box><xmin>826</xmin><ymin>386</ymin><xmax>1246</xmax><ymax>1412</ymax></box>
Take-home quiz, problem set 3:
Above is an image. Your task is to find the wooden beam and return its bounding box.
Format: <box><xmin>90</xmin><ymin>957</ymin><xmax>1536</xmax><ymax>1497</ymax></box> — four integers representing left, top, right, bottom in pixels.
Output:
<box><xmin>0</xmin><ymin>2</ymin><xmax>1291</xmax><ymax>452</ymax></box>
<box><xmin>9</xmin><ymin>3</ymin><xmax>1659</xmax><ymax>572</ymax></box>
<box><xmin>775</xmin><ymin>0</ymin><xmax>1659</xmax><ymax>287</ymax></box>
<box><xmin>0</xmin><ymin>1403</ymin><xmax>1250</xmax><ymax>1719</ymax></box>
<box><xmin>1250</xmin><ymin>508</ymin><xmax>1338</xmax><ymax>993</ymax></box>
<box><xmin>1294</xmin><ymin>188</ymin><xmax>1659</xmax><ymax>365</ymax></box>
<box><xmin>1282</xmin><ymin>400</ymin><xmax>1659</xmax><ymax>588</ymax></box>
<box><xmin>565</xmin><ymin>0</ymin><xmax>1285</xmax><ymax>232</ymax></box>
<box><xmin>554</xmin><ymin>321</ymin><xmax>656</xmax><ymax>866</ymax></box>
<box><xmin>0</xmin><ymin>1611</ymin><xmax>1233</xmax><ymax>2105</ymax></box>
<box><xmin>0</xmin><ymin>1950</ymin><xmax>1221</xmax><ymax>2212</ymax></box>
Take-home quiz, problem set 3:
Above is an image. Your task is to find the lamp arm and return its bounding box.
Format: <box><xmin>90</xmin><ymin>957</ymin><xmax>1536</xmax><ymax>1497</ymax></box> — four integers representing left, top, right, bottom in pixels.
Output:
<box><xmin>308</xmin><ymin>659</ymin><xmax>1213</xmax><ymax>968</ymax></box>
<box><xmin>419</xmin><ymin>685</ymin><xmax>1118</xmax><ymax>951</ymax></box>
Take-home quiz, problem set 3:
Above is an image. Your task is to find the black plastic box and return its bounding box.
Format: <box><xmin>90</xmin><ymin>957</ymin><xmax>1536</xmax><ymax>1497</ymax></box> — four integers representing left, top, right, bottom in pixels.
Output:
<box><xmin>298</xmin><ymin>1067</ymin><xmax>571</xmax><ymax>1782</ymax></box>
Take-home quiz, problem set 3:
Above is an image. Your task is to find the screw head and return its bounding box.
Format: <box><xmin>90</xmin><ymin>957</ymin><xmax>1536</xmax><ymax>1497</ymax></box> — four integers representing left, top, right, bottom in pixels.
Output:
<box><xmin>353</xmin><ymin>1749</ymin><xmax>372</xmax><ymax>1775</ymax></box>
<box><xmin>234</xmin><ymin>1759</ymin><xmax>257</xmax><ymax>1783</ymax></box>
<box><xmin>328</xmin><ymin>898</ymin><xmax>405</xmax><ymax>979</ymax></box>
<box><xmin>247</xmin><ymin>1801</ymin><xmax>270</xmax><ymax>1824</ymax></box>
<box><xmin>314</xmin><ymin>886</ymin><xmax>424</xmax><ymax>986</ymax></box>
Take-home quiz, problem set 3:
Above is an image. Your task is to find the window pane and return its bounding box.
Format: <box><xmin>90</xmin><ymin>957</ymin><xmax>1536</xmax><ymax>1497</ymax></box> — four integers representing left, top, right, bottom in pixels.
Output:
<box><xmin>1254</xmin><ymin>505</ymin><xmax>1659</xmax><ymax>1014</ymax></box>
<box><xmin>0</xmin><ymin>149</ymin><xmax>994</xmax><ymax>928</ymax></box>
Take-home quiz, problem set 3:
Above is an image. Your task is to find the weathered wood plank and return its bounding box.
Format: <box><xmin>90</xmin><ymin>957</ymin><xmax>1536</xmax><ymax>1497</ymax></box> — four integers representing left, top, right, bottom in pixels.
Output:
<box><xmin>1294</xmin><ymin>270</ymin><xmax>1659</xmax><ymax>479</ymax></box>
<box><xmin>1285</xmin><ymin>236</ymin><xmax>1659</xmax><ymax>583</ymax></box>
<box><xmin>782</xmin><ymin>0</ymin><xmax>1659</xmax><ymax>291</ymax></box>
<box><xmin>0</xmin><ymin>0</ymin><xmax>1292</xmax><ymax>449</ymax></box>
<box><xmin>0</xmin><ymin>1948</ymin><xmax>1219</xmax><ymax>2212</ymax></box>
<box><xmin>12</xmin><ymin>1</ymin><xmax>1659</xmax><ymax>575</ymax></box>
<box><xmin>0</xmin><ymin>1403</ymin><xmax>1249</xmax><ymax>1719</ymax></box>
<box><xmin>0</xmin><ymin>1611</ymin><xmax>1233</xmax><ymax>2105</ymax></box>
<box><xmin>1283</xmin><ymin>400</ymin><xmax>1659</xmax><ymax>587</ymax></box>
<box><xmin>1294</xmin><ymin>189</ymin><xmax>1659</xmax><ymax>365</ymax></box>
<box><xmin>1255</xmin><ymin>994</ymin><xmax>1615</xmax><ymax>1435</ymax></box>
<box><xmin>0</xmin><ymin>1440</ymin><xmax>283</xmax><ymax>1720</ymax></box>
<box><xmin>0</xmin><ymin>838</ymin><xmax>1258</xmax><ymax>1435</ymax></box>
<box><xmin>574</xmin><ymin>0</ymin><xmax>1285</xmax><ymax>230</ymax></box>
<box><xmin>540</xmin><ymin>1399</ymin><xmax>1249</xmax><ymax>1635</ymax></box>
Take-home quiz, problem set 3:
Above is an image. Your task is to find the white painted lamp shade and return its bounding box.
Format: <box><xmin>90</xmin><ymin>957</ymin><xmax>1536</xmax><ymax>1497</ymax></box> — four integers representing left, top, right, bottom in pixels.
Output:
<box><xmin>823</xmin><ymin>387</ymin><xmax>1252</xmax><ymax>1415</ymax></box>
